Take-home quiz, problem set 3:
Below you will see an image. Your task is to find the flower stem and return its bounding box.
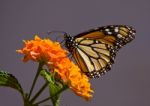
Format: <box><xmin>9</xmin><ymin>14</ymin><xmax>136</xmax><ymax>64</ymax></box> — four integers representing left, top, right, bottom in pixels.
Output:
<box><xmin>35</xmin><ymin>85</ymin><xmax>68</xmax><ymax>105</ymax></box>
<box><xmin>28</xmin><ymin>62</ymin><xmax>44</xmax><ymax>99</ymax></box>
<box><xmin>30</xmin><ymin>82</ymin><xmax>49</xmax><ymax>103</ymax></box>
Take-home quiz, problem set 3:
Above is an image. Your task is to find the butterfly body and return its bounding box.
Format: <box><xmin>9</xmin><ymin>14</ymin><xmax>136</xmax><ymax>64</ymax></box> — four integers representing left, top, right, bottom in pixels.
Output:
<box><xmin>64</xmin><ymin>25</ymin><xmax>136</xmax><ymax>78</ymax></box>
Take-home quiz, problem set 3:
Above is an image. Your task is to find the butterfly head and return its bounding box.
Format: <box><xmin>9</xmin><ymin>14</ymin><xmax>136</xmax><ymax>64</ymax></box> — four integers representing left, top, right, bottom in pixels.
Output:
<box><xmin>64</xmin><ymin>33</ymin><xmax>76</xmax><ymax>52</ymax></box>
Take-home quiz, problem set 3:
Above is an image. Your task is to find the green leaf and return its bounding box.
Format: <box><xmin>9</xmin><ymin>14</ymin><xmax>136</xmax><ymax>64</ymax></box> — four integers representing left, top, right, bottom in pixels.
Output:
<box><xmin>49</xmin><ymin>82</ymin><xmax>62</xmax><ymax>106</ymax></box>
<box><xmin>40</xmin><ymin>69</ymin><xmax>54</xmax><ymax>83</ymax></box>
<box><xmin>40</xmin><ymin>70</ymin><xmax>68</xmax><ymax>106</ymax></box>
<box><xmin>40</xmin><ymin>70</ymin><xmax>61</xmax><ymax>106</ymax></box>
<box><xmin>0</xmin><ymin>71</ymin><xmax>23</xmax><ymax>95</ymax></box>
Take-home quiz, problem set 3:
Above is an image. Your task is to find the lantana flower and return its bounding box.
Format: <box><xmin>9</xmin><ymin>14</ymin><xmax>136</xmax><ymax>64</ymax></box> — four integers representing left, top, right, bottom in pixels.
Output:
<box><xmin>17</xmin><ymin>35</ymin><xmax>93</xmax><ymax>100</ymax></box>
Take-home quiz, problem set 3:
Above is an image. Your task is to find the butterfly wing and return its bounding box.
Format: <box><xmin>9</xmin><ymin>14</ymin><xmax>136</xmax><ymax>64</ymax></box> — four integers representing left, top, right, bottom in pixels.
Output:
<box><xmin>68</xmin><ymin>25</ymin><xmax>136</xmax><ymax>78</ymax></box>
<box><xmin>75</xmin><ymin>25</ymin><xmax>135</xmax><ymax>48</ymax></box>
<box><xmin>72</xmin><ymin>39</ymin><xmax>115</xmax><ymax>78</ymax></box>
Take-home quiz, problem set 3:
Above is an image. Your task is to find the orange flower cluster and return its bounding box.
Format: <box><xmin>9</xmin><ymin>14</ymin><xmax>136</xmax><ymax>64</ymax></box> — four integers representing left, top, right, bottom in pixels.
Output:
<box><xmin>17</xmin><ymin>35</ymin><xmax>93</xmax><ymax>100</ymax></box>
<box><xmin>54</xmin><ymin>58</ymin><xmax>93</xmax><ymax>100</ymax></box>
<box><xmin>17</xmin><ymin>36</ymin><xmax>67</xmax><ymax>63</ymax></box>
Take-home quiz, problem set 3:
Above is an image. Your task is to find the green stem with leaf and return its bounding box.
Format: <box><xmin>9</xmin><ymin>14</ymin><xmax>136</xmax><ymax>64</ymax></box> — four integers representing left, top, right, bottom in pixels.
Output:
<box><xmin>0</xmin><ymin>62</ymin><xmax>68</xmax><ymax>106</ymax></box>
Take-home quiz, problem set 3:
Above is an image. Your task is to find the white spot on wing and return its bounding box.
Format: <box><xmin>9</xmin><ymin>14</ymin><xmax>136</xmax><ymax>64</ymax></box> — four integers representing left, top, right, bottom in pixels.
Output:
<box><xmin>105</xmin><ymin>29</ymin><xmax>110</xmax><ymax>31</ymax></box>
<box><xmin>114</xmin><ymin>28</ymin><xmax>119</xmax><ymax>32</ymax></box>
<box><xmin>117</xmin><ymin>34</ymin><xmax>122</xmax><ymax>38</ymax></box>
<box><xmin>107</xmin><ymin>32</ymin><xmax>112</xmax><ymax>34</ymax></box>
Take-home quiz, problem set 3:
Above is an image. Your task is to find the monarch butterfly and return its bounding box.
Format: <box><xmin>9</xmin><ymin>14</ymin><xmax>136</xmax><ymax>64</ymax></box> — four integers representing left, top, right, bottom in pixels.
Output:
<box><xmin>63</xmin><ymin>25</ymin><xmax>136</xmax><ymax>78</ymax></box>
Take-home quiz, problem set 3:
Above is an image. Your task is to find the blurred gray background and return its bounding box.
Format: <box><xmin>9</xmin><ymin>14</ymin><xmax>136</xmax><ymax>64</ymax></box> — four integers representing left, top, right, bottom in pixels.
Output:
<box><xmin>0</xmin><ymin>0</ymin><xmax>150</xmax><ymax>106</ymax></box>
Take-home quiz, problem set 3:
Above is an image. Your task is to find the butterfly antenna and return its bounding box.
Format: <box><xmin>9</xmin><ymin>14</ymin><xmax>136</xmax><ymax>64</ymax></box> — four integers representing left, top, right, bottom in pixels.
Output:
<box><xmin>47</xmin><ymin>30</ymin><xmax>67</xmax><ymax>43</ymax></box>
<box><xmin>47</xmin><ymin>30</ymin><xmax>67</xmax><ymax>35</ymax></box>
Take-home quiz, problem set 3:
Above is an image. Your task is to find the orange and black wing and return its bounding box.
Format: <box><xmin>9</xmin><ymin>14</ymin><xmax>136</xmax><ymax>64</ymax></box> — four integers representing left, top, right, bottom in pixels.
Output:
<box><xmin>71</xmin><ymin>25</ymin><xmax>135</xmax><ymax>78</ymax></box>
